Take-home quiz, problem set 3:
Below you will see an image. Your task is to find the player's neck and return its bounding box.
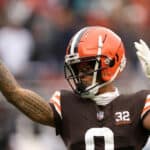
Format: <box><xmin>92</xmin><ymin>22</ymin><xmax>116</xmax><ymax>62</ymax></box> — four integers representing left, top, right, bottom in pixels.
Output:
<box><xmin>97</xmin><ymin>83</ymin><xmax>116</xmax><ymax>94</ymax></box>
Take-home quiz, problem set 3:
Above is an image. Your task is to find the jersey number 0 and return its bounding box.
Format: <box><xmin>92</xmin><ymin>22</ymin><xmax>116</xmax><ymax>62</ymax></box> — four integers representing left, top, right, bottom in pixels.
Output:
<box><xmin>85</xmin><ymin>127</ymin><xmax>114</xmax><ymax>150</ymax></box>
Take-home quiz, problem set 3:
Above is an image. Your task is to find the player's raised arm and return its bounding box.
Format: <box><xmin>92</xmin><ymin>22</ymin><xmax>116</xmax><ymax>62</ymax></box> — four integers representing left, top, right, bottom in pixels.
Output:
<box><xmin>0</xmin><ymin>61</ymin><xmax>55</xmax><ymax>127</ymax></box>
<box><xmin>134</xmin><ymin>39</ymin><xmax>150</xmax><ymax>130</ymax></box>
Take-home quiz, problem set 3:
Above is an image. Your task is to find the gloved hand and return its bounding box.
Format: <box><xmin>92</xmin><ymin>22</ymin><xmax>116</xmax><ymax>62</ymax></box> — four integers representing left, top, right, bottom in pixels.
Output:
<box><xmin>134</xmin><ymin>39</ymin><xmax>150</xmax><ymax>78</ymax></box>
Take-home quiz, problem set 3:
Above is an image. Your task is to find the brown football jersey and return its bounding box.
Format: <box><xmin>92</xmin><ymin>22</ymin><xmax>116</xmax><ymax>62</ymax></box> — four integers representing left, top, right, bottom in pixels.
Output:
<box><xmin>50</xmin><ymin>90</ymin><xmax>150</xmax><ymax>150</ymax></box>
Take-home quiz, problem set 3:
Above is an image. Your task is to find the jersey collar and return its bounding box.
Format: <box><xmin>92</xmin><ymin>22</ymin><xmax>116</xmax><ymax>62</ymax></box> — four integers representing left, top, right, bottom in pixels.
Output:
<box><xmin>91</xmin><ymin>88</ymin><xmax>120</xmax><ymax>106</ymax></box>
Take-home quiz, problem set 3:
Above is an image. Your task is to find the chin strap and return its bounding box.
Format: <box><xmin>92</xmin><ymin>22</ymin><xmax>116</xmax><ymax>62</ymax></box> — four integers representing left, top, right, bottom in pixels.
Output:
<box><xmin>81</xmin><ymin>87</ymin><xmax>119</xmax><ymax>106</ymax></box>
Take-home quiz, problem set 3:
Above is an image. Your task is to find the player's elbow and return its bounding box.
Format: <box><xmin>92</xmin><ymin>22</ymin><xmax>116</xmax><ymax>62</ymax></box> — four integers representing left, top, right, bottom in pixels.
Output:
<box><xmin>3</xmin><ymin>87</ymin><xmax>23</xmax><ymax>103</ymax></box>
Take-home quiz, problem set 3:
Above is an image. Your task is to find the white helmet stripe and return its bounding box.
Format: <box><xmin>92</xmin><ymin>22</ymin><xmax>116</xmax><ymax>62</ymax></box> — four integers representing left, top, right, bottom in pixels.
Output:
<box><xmin>70</xmin><ymin>27</ymin><xmax>87</xmax><ymax>55</ymax></box>
<box><xmin>92</xmin><ymin>36</ymin><xmax>103</xmax><ymax>85</ymax></box>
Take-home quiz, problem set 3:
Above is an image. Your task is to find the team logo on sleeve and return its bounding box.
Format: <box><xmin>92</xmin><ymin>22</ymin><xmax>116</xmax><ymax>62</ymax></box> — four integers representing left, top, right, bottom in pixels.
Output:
<box><xmin>114</xmin><ymin>111</ymin><xmax>131</xmax><ymax>125</ymax></box>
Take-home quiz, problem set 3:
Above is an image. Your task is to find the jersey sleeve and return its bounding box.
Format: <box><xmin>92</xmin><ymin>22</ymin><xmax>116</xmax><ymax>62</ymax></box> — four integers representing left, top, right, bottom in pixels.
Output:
<box><xmin>49</xmin><ymin>90</ymin><xmax>62</xmax><ymax>135</ymax></box>
<box><xmin>49</xmin><ymin>91</ymin><xmax>62</xmax><ymax>118</ymax></box>
<box><xmin>141</xmin><ymin>94</ymin><xmax>150</xmax><ymax>119</ymax></box>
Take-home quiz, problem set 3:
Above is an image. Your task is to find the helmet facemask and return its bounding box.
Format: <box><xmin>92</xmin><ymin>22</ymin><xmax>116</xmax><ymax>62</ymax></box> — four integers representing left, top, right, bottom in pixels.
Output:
<box><xmin>64</xmin><ymin>54</ymin><xmax>113</xmax><ymax>97</ymax></box>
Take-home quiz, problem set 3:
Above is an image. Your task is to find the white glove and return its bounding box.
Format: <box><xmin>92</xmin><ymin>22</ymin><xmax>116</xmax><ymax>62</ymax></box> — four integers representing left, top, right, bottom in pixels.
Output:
<box><xmin>134</xmin><ymin>39</ymin><xmax>150</xmax><ymax>78</ymax></box>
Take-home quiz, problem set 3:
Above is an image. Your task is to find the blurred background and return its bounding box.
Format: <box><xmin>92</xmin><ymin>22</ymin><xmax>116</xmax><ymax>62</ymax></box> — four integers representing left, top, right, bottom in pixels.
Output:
<box><xmin>0</xmin><ymin>0</ymin><xmax>149</xmax><ymax>149</ymax></box>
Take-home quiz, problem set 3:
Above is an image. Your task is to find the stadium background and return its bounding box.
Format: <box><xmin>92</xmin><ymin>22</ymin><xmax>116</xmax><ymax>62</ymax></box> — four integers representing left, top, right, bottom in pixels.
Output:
<box><xmin>0</xmin><ymin>0</ymin><xmax>149</xmax><ymax>149</ymax></box>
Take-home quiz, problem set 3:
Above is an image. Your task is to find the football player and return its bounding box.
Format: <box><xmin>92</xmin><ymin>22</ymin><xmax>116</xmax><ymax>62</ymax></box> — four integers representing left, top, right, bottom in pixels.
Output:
<box><xmin>0</xmin><ymin>26</ymin><xmax>150</xmax><ymax>150</ymax></box>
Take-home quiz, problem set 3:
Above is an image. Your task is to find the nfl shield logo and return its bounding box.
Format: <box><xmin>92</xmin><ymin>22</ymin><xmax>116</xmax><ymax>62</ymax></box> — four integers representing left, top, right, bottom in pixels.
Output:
<box><xmin>97</xmin><ymin>111</ymin><xmax>104</xmax><ymax>121</ymax></box>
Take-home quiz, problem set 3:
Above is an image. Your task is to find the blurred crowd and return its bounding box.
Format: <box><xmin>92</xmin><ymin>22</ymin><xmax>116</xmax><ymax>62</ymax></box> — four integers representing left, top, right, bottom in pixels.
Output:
<box><xmin>0</xmin><ymin>0</ymin><xmax>149</xmax><ymax>150</ymax></box>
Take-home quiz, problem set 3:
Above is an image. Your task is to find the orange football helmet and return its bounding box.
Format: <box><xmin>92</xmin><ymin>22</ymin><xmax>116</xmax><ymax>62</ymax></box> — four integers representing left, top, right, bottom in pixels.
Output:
<box><xmin>64</xmin><ymin>26</ymin><xmax>126</xmax><ymax>96</ymax></box>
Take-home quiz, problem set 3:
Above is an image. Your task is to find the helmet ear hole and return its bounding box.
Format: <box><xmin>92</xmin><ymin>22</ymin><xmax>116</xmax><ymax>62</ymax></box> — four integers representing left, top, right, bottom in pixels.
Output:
<box><xmin>109</xmin><ymin>58</ymin><xmax>115</xmax><ymax>67</ymax></box>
